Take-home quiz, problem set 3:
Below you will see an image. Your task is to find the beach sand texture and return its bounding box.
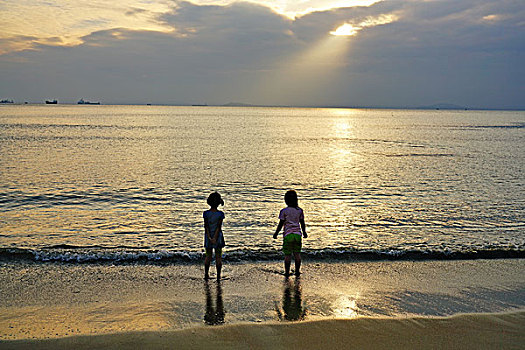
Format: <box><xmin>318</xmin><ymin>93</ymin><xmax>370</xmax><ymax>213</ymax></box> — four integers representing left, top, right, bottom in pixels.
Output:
<box><xmin>2</xmin><ymin>312</ymin><xmax>524</xmax><ymax>350</ymax></box>
<box><xmin>1</xmin><ymin>259</ymin><xmax>524</xmax><ymax>349</ymax></box>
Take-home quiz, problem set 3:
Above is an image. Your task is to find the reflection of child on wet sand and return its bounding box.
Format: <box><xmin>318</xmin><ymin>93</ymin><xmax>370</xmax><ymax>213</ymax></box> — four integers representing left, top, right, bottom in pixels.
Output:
<box><xmin>203</xmin><ymin>192</ymin><xmax>225</xmax><ymax>280</ymax></box>
<box><xmin>276</xmin><ymin>278</ymin><xmax>306</xmax><ymax>321</ymax></box>
<box><xmin>204</xmin><ymin>281</ymin><xmax>225</xmax><ymax>325</ymax></box>
<box><xmin>273</xmin><ymin>190</ymin><xmax>308</xmax><ymax>276</ymax></box>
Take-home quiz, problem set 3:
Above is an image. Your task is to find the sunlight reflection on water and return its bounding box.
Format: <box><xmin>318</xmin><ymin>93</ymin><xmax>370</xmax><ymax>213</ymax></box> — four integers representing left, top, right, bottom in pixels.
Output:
<box><xmin>0</xmin><ymin>105</ymin><xmax>523</xmax><ymax>255</ymax></box>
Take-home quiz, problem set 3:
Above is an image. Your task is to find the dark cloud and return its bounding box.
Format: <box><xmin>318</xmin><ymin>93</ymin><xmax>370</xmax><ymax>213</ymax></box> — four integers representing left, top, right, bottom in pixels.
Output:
<box><xmin>0</xmin><ymin>0</ymin><xmax>523</xmax><ymax>108</ymax></box>
<box><xmin>125</xmin><ymin>7</ymin><xmax>149</xmax><ymax>16</ymax></box>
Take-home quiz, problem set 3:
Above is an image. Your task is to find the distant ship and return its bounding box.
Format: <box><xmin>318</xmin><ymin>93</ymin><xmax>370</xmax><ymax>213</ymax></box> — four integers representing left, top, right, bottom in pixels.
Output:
<box><xmin>45</xmin><ymin>100</ymin><xmax>58</xmax><ymax>104</ymax></box>
<box><xmin>78</xmin><ymin>98</ymin><xmax>100</xmax><ymax>105</ymax></box>
<box><xmin>0</xmin><ymin>99</ymin><xmax>14</xmax><ymax>104</ymax></box>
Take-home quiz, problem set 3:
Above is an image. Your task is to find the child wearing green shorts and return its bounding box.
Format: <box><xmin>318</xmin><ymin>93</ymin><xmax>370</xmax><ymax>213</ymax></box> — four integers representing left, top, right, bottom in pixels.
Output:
<box><xmin>273</xmin><ymin>190</ymin><xmax>308</xmax><ymax>276</ymax></box>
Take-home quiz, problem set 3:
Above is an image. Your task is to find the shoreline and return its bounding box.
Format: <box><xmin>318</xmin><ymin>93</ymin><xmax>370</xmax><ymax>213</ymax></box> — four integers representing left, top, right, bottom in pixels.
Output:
<box><xmin>1</xmin><ymin>259</ymin><xmax>524</xmax><ymax>342</ymax></box>
<box><xmin>2</xmin><ymin>246</ymin><xmax>524</xmax><ymax>264</ymax></box>
<box><xmin>2</xmin><ymin>311</ymin><xmax>524</xmax><ymax>349</ymax></box>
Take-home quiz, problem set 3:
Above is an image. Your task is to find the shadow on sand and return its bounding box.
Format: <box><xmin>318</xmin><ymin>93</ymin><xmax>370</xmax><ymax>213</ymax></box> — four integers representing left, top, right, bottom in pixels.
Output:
<box><xmin>204</xmin><ymin>281</ymin><xmax>225</xmax><ymax>325</ymax></box>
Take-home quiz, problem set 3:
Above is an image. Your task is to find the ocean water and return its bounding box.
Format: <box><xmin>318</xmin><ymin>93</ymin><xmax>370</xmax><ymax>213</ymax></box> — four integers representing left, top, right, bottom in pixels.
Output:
<box><xmin>0</xmin><ymin>105</ymin><xmax>523</xmax><ymax>263</ymax></box>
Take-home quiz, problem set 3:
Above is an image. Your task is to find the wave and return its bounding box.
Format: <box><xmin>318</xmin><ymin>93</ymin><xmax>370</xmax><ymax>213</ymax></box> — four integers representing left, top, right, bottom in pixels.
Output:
<box><xmin>0</xmin><ymin>188</ymin><xmax>176</xmax><ymax>210</ymax></box>
<box><xmin>0</xmin><ymin>246</ymin><xmax>523</xmax><ymax>264</ymax></box>
<box><xmin>470</xmin><ymin>123</ymin><xmax>525</xmax><ymax>129</ymax></box>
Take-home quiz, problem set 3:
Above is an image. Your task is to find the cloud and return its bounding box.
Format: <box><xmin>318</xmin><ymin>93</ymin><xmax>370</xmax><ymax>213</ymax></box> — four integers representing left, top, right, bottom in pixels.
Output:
<box><xmin>162</xmin><ymin>0</ymin><xmax>382</xmax><ymax>18</ymax></box>
<box><xmin>160</xmin><ymin>1</ymin><xmax>293</xmax><ymax>43</ymax></box>
<box><xmin>0</xmin><ymin>0</ymin><xmax>524</xmax><ymax>108</ymax></box>
<box><xmin>0</xmin><ymin>0</ymin><xmax>376</xmax><ymax>54</ymax></box>
<box><xmin>330</xmin><ymin>14</ymin><xmax>399</xmax><ymax>36</ymax></box>
<box><xmin>125</xmin><ymin>7</ymin><xmax>149</xmax><ymax>16</ymax></box>
<box><xmin>0</xmin><ymin>0</ymin><xmax>173</xmax><ymax>53</ymax></box>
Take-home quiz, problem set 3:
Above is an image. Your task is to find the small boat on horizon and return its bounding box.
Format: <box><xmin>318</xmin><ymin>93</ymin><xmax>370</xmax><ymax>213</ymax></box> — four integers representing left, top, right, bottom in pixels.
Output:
<box><xmin>0</xmin><ymin>99</ymin><xmax>14</xmax><ymax>104</ymax></box>
<box><xmin>45</xmin><ymin>100</ymin><xmax>58</xmax><ymax>104</ymax></box>
<box><xmin>78</xmin><ymin>98</ymin><xmax>100</xmax><ymax>105</ymax></box>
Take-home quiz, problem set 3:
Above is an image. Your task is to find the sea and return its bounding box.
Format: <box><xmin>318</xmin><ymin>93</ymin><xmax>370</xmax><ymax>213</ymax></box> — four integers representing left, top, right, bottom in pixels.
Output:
<box><xmin>0</xmin><ymin>105</ymin><xmax>524</xmax><ymax>264</ymax></box>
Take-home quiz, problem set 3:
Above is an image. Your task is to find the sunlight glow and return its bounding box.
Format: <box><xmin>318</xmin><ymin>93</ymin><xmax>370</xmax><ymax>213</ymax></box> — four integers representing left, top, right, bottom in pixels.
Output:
<box><xmin>330</xmin><ymin>13</ymin><xmax>398</xmax><ymax>36</ymax></box>
<box><xmin>261</xmin><ymin>0</ymin><xmax>381</xmax><ymax>19</ymax></box>
<box><xmin>329</xmin><ymin>117</ymin><xmax>358</xmax><ymax>183</ymax></box>
<box><xmin>332</xmin><ymin>294</ymin><xmax>360</xmax><ymax>318</ymax></box>
<box><xmin>252</xmin><ymin>34</ymin><xmax>352</xmax><ymax>105</ymax></box>
<box><xmin>327</xmin><ymin>108</ymin><xmax>360</xmax><ymax>118</ymax></box>
<box><xmin>333</xmin><ymin>120</ymin><xmax>353</xmax><ymax>136</ymax></box>
<box><xmin>190</xmin><ymin>0</ymin><xmax>381</xmax><ymax>19</ymax></box>
<box><xmin>330</xmin><ymin>23</ymin><xmax>360</xmax><ymax>36</ymax></box>
<box><xmin>360</xmin><ymin>14</ymin><xmax>398</xmax><ymax>27</ymax></box>
<box><xmin>482</xmin><ymin>14</ymin><xmax>505</xmax><ymax>22</ymax></box>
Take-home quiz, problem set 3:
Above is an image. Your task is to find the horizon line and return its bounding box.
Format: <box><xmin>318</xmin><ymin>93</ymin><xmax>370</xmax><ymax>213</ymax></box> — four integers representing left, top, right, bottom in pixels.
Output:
<box><xmin>1</xmin><ymin>102</ymin><xmax>524</xmax><ymax>111</ymax></box>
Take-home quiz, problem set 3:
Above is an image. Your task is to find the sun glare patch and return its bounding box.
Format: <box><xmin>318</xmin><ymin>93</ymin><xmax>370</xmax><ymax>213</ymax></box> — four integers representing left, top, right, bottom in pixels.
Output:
<box><xmin>330</xmin><ymin>14</ymin><xmax>398</xmax><ymax>36</ymax></box>
<box><xmin>330</xmin><ymin>23</ymin><xmax>360</xmax><ymax>36</ymax></box>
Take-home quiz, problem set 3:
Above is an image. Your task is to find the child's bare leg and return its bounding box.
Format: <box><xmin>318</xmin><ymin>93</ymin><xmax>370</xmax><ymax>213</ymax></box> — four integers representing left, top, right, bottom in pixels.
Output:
<box><xmin>215</xmin><ymin>250</ymin><xmax>222</xmax><ymax>281</ymax></box>
<box><xmin>204</xmin><ymin>249</ymin><xmax>212</xmax><ymax>279</ymax></box>
<box><xmin>293</xmin><ymin>252</ymin><xmax>301</xmax><ymax>275</ymax></box>
<box><xmin>284</xmin><ymin>255</ymin><xmax>292</xmax><ymax>276</ymax></box>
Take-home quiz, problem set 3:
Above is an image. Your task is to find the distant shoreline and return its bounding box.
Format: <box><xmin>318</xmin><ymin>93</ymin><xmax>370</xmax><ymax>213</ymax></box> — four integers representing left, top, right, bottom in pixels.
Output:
<box><xmin>1</xmin><ymin>103</ymin><xmax>523</xmax><ymax>111</ymax></box>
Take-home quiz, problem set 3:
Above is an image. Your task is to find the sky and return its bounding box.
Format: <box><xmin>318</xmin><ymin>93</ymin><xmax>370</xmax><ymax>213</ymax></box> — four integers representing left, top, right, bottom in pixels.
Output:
<box><xmin>1</xmin><ymin>0</ymin><xmax>524</xmax><ymax>108</ymax></box>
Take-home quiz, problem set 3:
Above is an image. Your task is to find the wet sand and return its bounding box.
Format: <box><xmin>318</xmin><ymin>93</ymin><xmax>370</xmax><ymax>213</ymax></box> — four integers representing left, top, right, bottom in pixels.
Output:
<box><xmin>3</xmin><ymin>311</ymin><xmax>524</xmax><ymax>350</ymax></box>
<box><xmin>1</xmin><ymin>259</ymin><xmax>524</xmax><ymax>347</ymax></box>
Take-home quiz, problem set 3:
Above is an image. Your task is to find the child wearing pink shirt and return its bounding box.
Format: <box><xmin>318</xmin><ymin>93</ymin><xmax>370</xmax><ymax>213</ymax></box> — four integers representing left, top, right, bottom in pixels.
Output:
<box><xmin>273</xmin><ymin>190</ymin><xmax>308</xmax><ymax>276</ymax></box>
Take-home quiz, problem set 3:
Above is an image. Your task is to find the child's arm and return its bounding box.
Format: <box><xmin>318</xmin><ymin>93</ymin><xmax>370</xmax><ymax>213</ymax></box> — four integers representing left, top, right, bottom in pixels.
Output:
<box><xmin>273</xmin><ymin>220</ymin><xmax>284</xmax><ymax>239</ymax></box>
<box><xmin>204</xmin><ymin>217</ymin><xmax>213</xmax><ymax>242</ymax></box>
<box><xmin>300</xmin><ymin>218</ymin><xmax>307</xmax><ymax>238</ymax></box>
<box><xmin>211</xmin><ymin>218</ymin><xmax>223</xmax><ymax>244</ymax></box>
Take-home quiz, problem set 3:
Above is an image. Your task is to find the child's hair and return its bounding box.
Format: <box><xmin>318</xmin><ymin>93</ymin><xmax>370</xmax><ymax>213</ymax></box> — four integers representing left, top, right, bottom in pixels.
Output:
<box><xmin>284</xmin><ymin>190</ymin><xmax>298</xmax><ymax>208</ymax></box>
<box><xmin>207</xmin><ymin>192</ymin><xmax>224</xmax><ymax>207</ymax></box>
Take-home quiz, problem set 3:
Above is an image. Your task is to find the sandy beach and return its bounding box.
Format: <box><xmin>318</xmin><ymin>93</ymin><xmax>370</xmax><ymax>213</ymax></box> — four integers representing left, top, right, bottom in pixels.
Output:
<box><xmin>1</xmin><ymin>258</ymin><xmax>524</xmax><ymax>348</ymax></box>
<box><xmin>2</xmin><ymin>0</ymin><xmax>525</xmax><ymax>343</ymax></box>
<box><xmin>3</xmin><ymin>311</ymin><xmax>524</xmax><ymax>350</ymax></box>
